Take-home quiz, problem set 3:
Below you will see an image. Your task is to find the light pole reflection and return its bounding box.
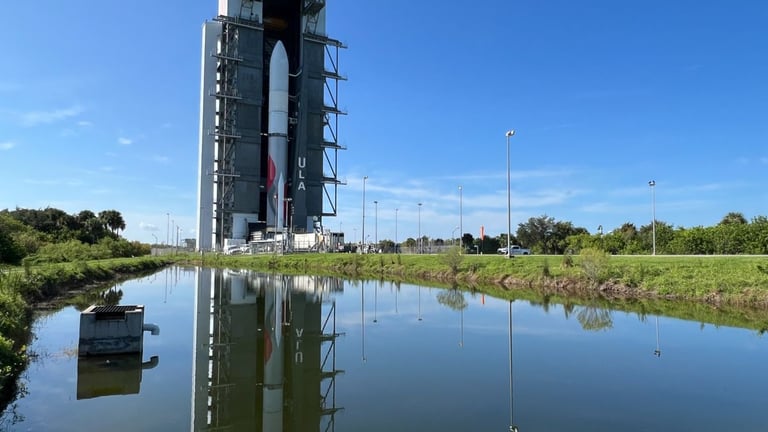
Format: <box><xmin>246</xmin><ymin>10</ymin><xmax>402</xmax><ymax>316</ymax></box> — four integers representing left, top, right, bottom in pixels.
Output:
<box><xmin>418</xmin><ymin>285</ymin><xmax>422</xmax><ymax>321</ymax></box>
<box><xmin>508</xmin><ymin>300</ymin><xmax>519</xmax><ymax>432</ymax></box>
<box><xmin>654</xmin><ymin>316</ymin><xmax>661</xmax><ymax>357</ymax></box>
<box><xmin>373</xmin><ymin>280</ymin><xmax>379</xmax><ymax>323</ymax></box>
<box><xmin>361</xmin><ymin>282</ymin><xmax>366</xmax><ymax>363</ymax></box>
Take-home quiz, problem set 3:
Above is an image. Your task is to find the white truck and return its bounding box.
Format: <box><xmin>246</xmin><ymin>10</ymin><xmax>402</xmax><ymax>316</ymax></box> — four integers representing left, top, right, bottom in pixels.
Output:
<box><xmin>497</xmin><ymin>245</ymin><xmax>531</xmax><ymax>255</ymax></box>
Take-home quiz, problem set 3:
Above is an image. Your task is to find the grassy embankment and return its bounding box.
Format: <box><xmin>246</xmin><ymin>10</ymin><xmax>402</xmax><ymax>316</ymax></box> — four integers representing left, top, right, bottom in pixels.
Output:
<box><xmin>182</xmin><ymin>250</ymin><xmax>768</xmax><ymax>332</ymax></box>
<box><xmin>0</xmin><ymin>256</ymin><xmax>171</xmax><ymax>407</ymax></box>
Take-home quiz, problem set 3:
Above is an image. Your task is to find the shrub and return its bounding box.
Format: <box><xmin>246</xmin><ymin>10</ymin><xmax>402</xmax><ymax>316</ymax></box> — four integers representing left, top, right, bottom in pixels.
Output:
<box><xmin>441</xmin><ymin>247</ymin><xmax>464</xmax><ymax>275</ymax></box>
<box><xmin>541</xmin><ymin>259</ymin><xmax>551</xmax><ymax>278</ymax></box>
<box><xmin>580</xmin><ymin>247</ymin><xmax>610</xmax><ymax>284</ymax></box>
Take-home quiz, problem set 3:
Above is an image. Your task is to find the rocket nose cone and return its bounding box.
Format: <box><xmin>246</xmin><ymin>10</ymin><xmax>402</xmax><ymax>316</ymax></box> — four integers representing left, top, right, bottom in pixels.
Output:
<box><xmin>272</xmin><ymin>40</ymin><xmax>287</xmax><ymax>59</ymax></box>
<box><xmin>269</xmin><ymin>40</ymin><xmax>289</xmax><ymax>79</ymax></box>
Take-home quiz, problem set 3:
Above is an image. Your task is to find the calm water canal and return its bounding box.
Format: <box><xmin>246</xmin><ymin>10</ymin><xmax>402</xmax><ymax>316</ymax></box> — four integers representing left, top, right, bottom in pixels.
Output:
<box><xmin>3</xmin><ymin>266</ymin><xmax>768</xmax><ymax>431</ymax></box>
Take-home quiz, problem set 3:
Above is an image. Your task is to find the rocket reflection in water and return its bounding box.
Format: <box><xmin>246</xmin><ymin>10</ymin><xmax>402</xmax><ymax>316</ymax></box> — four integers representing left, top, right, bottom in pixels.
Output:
<box><xmin>192</xmin><ymin>268</ymin><xmax>342</xmax><ymax>431</ymax></box>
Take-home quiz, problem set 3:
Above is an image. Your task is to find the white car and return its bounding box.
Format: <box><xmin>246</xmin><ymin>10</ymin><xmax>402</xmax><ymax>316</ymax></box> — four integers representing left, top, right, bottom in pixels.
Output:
<box><xmin>497</xmin><ymin>245</ymin><xmax>531</xmax><ymax>255</ymax></box>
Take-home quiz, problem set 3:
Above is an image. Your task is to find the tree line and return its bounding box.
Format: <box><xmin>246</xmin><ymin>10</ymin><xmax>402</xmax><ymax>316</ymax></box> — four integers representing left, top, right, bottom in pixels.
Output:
<box><xmin>0</xmin><ymin>207</ymin><xmax>148</xmax><ymax>265</ymax></box>
<box><xmin>368</xmin><ymin>212</ymin><xmax>768</xmax><ymax>255</ymax></box>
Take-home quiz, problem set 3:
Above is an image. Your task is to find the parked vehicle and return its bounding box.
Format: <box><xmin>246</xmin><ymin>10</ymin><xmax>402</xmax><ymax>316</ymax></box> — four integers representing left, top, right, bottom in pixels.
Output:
<box><xmin>497</xmin><ymin>245</ymin><xmax>531</xmax><ymax>255</ymax></box>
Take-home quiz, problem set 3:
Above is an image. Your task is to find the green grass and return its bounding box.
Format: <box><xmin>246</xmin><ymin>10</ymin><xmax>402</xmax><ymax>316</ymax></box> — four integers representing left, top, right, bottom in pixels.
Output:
<box><xmin>0</xmin><ymin>256</ymin><xmax>171</xmax><ymax>408</ymax></box>
<box><xmin>181</xmin><ymin>252</ymin><xmax>768</xmax><ymax>301</ymax></box>
<box><xmin>177</xmin><ymin>252</ymin><xmax>768</xmax><ymax>332</ymax></box>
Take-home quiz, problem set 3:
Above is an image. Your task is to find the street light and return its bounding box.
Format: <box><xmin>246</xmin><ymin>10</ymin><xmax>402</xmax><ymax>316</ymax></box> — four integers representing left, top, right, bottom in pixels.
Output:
<box><xmin>166</xmin><ymin>213</ymin><xmax>170</xmax><ymax>245</ymax></box>
<box><xmin>506</xmin><ymin>130</ymin><xmax>516</xmax><ymax>259</ymax></box>
<box><xmin>395</xmin><ymin>208</ymin><xmax>399</xmax><ymax>254</ymax></box>
<box><xmin>458</xmin><ymin>185</ymin><xmax>463</xmax><ymax>253</ymax></box>
<box><xmin>649</xmin><ymin>180</ymin><xmax>656</xmax><ymax>255</ymax></box>
<box><xmin>362</xmin><ymin>176</ymin><xmax>368</xmax><ymax>252</ymax></box>
<box><xmin>374</xmin><ymin>200</ymin><xmax>378</xmax><ymax>248</ymax></box>
<box><xmin>418</xmin><ymin>202</ymin><xmax>423</xmax><ymax>254</ymax></box>
<box><xmin>452</xmin><ymin>226</ymin><xmax>460</xmax><ymax>246</ymax></box>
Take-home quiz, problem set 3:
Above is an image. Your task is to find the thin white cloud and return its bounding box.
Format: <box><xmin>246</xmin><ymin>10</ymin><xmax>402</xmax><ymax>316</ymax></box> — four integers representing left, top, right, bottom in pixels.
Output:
<box><xmin>151</xmin><ymin>155</ymin><xmax>170</xmax><ymax>163</ymax></box>
<box><xmin>21</xmin><ymin>105</ymin><xmax>83</xmax><ymax>127</ymax></box>
<box><xmin>139</xmin><ymin>222</ymin><xmax>160</xmax><ymax>231</ymax></box>
<box><xmin>99</xmin><ymin>166</ymin><xmax>115</xmax><ymax>172</ymax></box>
<box><xmin>117</xmin><ymin>137</ymin><xmax>133</xmax><ymax>145</ymax></box>
<box><xmin>760</xmin><ymin>157</ymin><xmax>768</xmax><ymax>165</ymax></box>
<box><xmin>77</xmin><ymin>120</ymin><xmax>93</xmax><ymax>127</ymax></box>
<box><xmin>0</xmin><ymin>141</ymin><xmax>15</xmax><ymax>150</ymax></box>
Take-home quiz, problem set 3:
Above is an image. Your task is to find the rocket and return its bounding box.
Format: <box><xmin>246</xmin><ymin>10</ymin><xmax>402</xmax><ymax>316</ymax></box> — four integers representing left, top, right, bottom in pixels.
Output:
<box><xmin>263</xmin><ymin>276</ymin><xmax>285</xmax><ymax>431</ymax></box>
<box><xmin>267</xmin><ymin>41</ymin><xmax>289</xmax><ymax>231</ymax></box>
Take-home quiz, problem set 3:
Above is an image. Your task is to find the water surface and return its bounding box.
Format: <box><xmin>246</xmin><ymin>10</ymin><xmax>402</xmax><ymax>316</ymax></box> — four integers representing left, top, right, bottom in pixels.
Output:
<box><xmin>4</xmin><ymin>267</ymin><xmax>768</xmax><ymax>431</ymax></box>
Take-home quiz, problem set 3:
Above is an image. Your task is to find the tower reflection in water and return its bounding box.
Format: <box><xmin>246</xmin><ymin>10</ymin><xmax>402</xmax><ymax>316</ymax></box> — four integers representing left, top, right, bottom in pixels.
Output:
<box><xmin>192</xmin><ymin>268</ymin><xmax>343</xmax><ymax>431</ymax></box>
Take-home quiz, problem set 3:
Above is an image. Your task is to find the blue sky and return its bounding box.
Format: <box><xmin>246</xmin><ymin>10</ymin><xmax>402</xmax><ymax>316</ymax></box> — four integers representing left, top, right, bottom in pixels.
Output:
<box><xmin>1</xmin><ymin>0</ymin><xmax>767</xmax><ymax>245</ymax></box>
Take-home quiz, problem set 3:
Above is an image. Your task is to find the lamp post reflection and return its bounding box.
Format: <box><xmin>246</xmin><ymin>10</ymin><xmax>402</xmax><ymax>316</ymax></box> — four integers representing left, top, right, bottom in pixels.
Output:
<box><xmin>361</xmin><ymin>281</ymin><xmax>367</xmax><ymax>363</ymax></box>
<box><xmin>654</xmin><ymin>316</ymin><xmax>661</xmax><ymax>357</ymax></box>
<box><xmin>459</xmin><ymin>306</ymin><xmax>464</xmax><ymax>348</ymax></box>
<box><xmin>373</xmin><ymin>280</ymin><xmax>379</xmax><ymax>323</ymax></box>
<box><xmin>418</xmin><ymin>285</ymin><xmax>422</xmax><ymax>321</ymax></box>
<box><xmin>508</xmin><ymin>300</ymin><xmax>519</xmax><ymax>432</ymax></box>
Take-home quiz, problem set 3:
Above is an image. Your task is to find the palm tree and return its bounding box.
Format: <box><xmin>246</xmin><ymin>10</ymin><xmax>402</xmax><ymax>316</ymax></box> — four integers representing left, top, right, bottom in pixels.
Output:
<box><xmin>98</xmin><ymin>210</ymin><xmax>126</xmax><ymax>235</ymax></box>
<box><xmin>719</xmin><ymin>212</ymin><xmax>748</xmax><ymax>225</ymax></box>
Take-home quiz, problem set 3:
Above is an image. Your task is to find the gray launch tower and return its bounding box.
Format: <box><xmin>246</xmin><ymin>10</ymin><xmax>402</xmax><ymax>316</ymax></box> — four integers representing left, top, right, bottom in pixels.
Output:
<box><xmin>196</xmin><ymin>0</ymin><xmax>345</xmax><ymax>251</ymax></box>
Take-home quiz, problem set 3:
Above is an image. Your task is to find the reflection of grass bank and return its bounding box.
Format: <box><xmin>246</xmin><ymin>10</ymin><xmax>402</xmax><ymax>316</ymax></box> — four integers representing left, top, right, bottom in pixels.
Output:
<box><xmin>185</xmin><ymin>252</ymin><xmax>768</xmax><ymax>331</ymax></box>
<box><xmin>0</xmin><ymin>257</ymin><xmax>170</xmax><ymax>412</ymax></box>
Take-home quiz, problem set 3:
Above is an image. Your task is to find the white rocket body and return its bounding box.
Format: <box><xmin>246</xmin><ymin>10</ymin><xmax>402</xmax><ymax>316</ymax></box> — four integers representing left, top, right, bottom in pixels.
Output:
<box><xmin>263</xmin><ymin>278</ymin><xmax>285</xmax><ymax>431</ymax></box>
<box><xmin>267</xmin><ymin>41</ymin><xmax>289</xmax><ymax>231</ymax></box>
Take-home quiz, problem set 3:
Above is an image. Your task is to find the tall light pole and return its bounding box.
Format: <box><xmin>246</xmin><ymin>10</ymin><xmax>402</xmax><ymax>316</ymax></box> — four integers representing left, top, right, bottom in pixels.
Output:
<box><xmin>418</xmin><ymin>202</ymin><xmax>423</xmax><ymax>254</ymax></box>
<box><xmin>452</xmin><ymin>226</ymin><xmax>460</xmax><ymax>246</ymax></box>
<box><xmin>166</xmin><ymin>213</ymin><xmax>170</xmax><ymax>245</ymax></box>
<box><xmin>362</xmin><ymin>176</ymin><xmax>368</xmax><ymax>251</ymax></box>
<box><xmin>458</xmin><ymin>185</ymin><xmax>463</xmax><ymax>253</ymax></box>
<box><xmin>506</xmin><ymin>130</ymin><xmax>515</xmax><ymax>259</ymax></box>
<box><xmin>395</xmin><ymin>208</ymin><xmax>399</xmax><ymax>253</ymax></box>
<box><xmin>374</xmin><ymin>200</ymin><xmax>378</xmax><ymax>248</ymax></box>
<box><xmin>649</xmin><ymin>180</ymin><xmax>656</xmax><ymax>255</ymax></box>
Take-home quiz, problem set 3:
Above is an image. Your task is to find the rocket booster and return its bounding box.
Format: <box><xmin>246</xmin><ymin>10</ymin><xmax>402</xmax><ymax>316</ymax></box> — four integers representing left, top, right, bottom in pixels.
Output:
<box><xmin>263</xmin><ymin>277</ymin><xmax>285</xmax><ymax>431</ymax></box>
<box><xmin>267</xmin><ymin>40</ymin><xmax>289</xmax><ymax>231</ymax></box>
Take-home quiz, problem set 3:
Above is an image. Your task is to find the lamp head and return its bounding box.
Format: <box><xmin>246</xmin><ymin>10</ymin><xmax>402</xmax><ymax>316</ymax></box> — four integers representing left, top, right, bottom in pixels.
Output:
<box><xmin>649</xmin><ymin>180</ymin><xmax>656</xmax><ymax>187</ymax></box>
<box><xmin>506</xmin><ymin>130</ymin><xmax>515</xmax><ymax>137</ymax></box>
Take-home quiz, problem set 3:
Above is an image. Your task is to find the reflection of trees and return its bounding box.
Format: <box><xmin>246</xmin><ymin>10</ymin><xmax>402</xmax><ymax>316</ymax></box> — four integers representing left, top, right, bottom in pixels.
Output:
<box><xmin>436</xmin><ymin>289</ymin><xmax>467</xmax><ymax>311</ymax></box>
<box><xmin>576</xmin><ymin>306</ymin><xmax>613</xmax><ymax>331</ymax></box>
<box><xmin>70</xmin><ymin>287</ymin><xmax>124</xmax><ymax>311</ymax></box>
